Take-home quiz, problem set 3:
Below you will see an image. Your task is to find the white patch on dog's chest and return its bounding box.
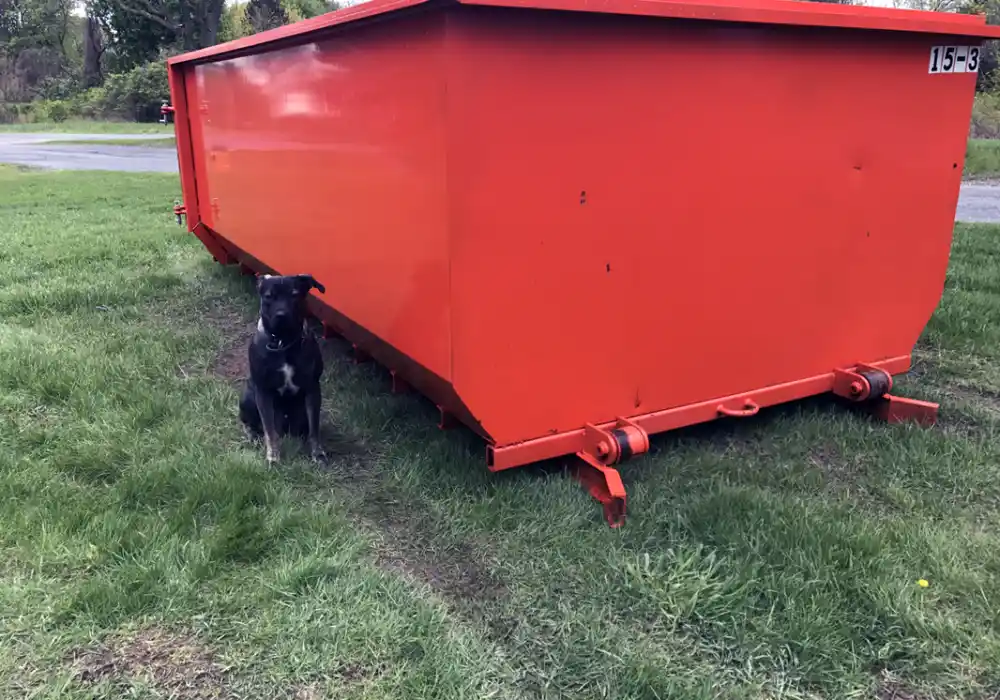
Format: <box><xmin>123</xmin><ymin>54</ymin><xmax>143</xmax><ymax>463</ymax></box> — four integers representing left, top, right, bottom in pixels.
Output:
<box><xmin>277</xmin><ymin>363</ymin><xmax>299</xmax><ymax>395</ymax></box>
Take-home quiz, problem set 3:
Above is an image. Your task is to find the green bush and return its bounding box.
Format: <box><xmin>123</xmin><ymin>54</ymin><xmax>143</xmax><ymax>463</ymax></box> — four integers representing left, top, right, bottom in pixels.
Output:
<box><xmin>101</xmin><ymin>62</ymin><xmax>170</xmax><ymax>122</ymax></box>
<box><xmin>0</xmin><ymin>61</ymin><xmax>170</xmax><ymax>124</ymax></box>
<box><xmin>971</xmin><ymin>91</ymin><xmax>1000</xmax><ymax>139</ymax></box>
<box><xmin>74</xmin><ymin>87</ymin><xmax>109</xmax><ymax>120</ymax></box>
<box><xmin>38</xmin><ymin>75</ymin><xmax>84</xmax><ymax>101</ymax></box>
<box><xmin>39</xmin><ymin>100</ymin><xmax>71</xmax><ymax>122</ymax></box>
<box><xmin>0</xmin><ymin>102</ymin><xmax>34</xmax><ymax>124</ymax></box>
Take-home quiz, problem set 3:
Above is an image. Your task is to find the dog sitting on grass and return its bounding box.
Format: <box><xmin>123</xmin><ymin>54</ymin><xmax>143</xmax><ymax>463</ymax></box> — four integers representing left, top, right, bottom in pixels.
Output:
<box><xmin>239</xmin><ymin>273</ymin><xmax>327</xmax><ymax>464</ymax></box>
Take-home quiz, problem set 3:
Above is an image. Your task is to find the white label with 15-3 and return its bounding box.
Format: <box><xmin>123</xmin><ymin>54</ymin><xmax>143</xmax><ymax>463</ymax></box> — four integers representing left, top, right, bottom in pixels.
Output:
<box><xmin>928</xmin><ymin>45</ymin><xmax>982</xmax><ymax>74</ymax></box>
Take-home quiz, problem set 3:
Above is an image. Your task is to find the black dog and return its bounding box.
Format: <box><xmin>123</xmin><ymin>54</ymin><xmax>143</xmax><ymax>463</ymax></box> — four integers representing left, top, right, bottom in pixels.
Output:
<box><xmin>239</xmin><ymin>273</ymin><xmax>327</xmax><ymax>463</ymax></box>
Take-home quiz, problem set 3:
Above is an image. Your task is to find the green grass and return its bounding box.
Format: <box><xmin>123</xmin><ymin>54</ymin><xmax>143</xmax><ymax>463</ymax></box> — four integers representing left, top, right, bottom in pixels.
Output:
<box><xmin>2</xmin><ymin>164</ymin><xmax>1000</xmax><ymax>699</ymax></box>
<box><xmin>965</xmin><ymin>138</ymin><xmax>1000</xmax><ymax>178</ymax></box>
<box><xmin>0</xmin><ymin>120</ymin><xmax>170</xmax><ymax>134</ymax></box>
<box><xmin>40</xmin><ymin>137</ymin><xmax>177</xmax><ymax>148</ymax></box>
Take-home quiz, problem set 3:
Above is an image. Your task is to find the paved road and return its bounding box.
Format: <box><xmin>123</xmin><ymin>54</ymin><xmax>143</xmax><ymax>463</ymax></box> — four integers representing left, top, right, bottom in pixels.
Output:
<box><xmin>956</xmin><ymin>181</ymin><xmax>1000</xmax><ymax>223</ymax></box>
<box><xmin>0</xmin><ymin>132</ymin><xmax>177</xmax><ymax>173</ymax></box>
<box><xmin>3</xmin><ymin>133</ymin><xmax>1000</xmax><ymax>221</ymax></box>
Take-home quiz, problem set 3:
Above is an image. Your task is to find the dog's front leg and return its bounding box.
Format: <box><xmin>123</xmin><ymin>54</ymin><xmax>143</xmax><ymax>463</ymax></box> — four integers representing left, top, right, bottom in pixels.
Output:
<box><xmin>305</xmin><ymin>389</ymin><xmax>325</xmax><ymax>461</ymax></box>
<box><xmin>255</xmin><ymin>389</ymin><xmax>281</xmax><ymax>464</ymax></box>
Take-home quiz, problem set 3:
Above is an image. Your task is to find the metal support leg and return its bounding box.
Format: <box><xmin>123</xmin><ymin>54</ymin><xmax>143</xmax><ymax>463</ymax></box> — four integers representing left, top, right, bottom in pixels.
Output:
<box><xmin>390</xmin><ymin>370</ymin><xmax>410</xmax><ymax>394</ymax></box>
<box><xmin>872</xmin><ymin>394</ymin><xmax>939</xmax><ymax>426</ymax></box>
<box><xmin>437</xmin><ymin>405</ymin><xmax>458</xmax><ymax>430</ymax></box>
<box><xmin>352</xmin><ymin>343</ymin><xmax>371</xmax><ymax>364</ymax></box>
<box><xmin>574</xmin><ymin>453</ymin><xmax>628</xmax><ymax>528</ymax></box>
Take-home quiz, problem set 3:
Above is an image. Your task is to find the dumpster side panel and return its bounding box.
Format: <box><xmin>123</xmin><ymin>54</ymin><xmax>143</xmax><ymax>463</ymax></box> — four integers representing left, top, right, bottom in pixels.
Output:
<box><xmin>185</xmin><ymin>14</ymin><xmax>453</xmax><ymax>382</ymax></box>
<box><xmin>446</xmin><ymin>9</ymin><xmax>974</xmax><ymax>446</ymax></box>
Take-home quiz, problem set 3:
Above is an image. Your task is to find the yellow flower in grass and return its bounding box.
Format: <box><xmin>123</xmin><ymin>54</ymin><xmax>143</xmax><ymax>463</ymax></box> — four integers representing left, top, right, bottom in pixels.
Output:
<box><xmin>917</xmin><ymin>579</ymin><xmax>929</xmax><ymax>588</ymax></box>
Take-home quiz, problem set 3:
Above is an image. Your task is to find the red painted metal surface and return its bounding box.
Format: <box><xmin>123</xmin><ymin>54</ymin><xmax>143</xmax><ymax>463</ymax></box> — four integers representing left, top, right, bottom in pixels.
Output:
<box><xmin>167</xmin><ymin>0</ymin><xmax>988</xmax><ymax>522</ymax></box>
<box><xmin>166</xmin><ymin>0</ymin><xmax>1000</xmax><ymax>69</ymax></box>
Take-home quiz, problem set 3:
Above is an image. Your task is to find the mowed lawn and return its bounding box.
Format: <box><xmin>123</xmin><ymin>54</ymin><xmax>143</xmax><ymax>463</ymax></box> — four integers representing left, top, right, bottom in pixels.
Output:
<box><xmin>0</xmin><ymin>120</ymin><xmax>170</xmax><ymax>135</ymax></box>
<box><xmin>38</xmin><ymin>137</ymin><xmax>177</xmax><ymax>148</ymax></box>
<box><xmin>2</xmin><ymin>165</ymin><xmax>1000</xmax><ymax>700</ymax></box>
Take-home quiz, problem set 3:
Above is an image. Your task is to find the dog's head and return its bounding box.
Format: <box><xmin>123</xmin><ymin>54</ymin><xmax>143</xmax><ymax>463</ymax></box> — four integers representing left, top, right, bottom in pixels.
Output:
<box><xmin>257</xmin><ymin>274</ymin><xmax>326</xmax><ymax>337</ymax></box>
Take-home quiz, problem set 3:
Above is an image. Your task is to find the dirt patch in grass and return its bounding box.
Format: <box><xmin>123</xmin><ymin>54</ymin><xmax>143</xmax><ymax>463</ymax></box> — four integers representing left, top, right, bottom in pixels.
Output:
<box><xmin>876</xmin><ymin>670</ymin><xmax>930</xmax><ymax>700</ymax></box>
<box><xmin>809</xmin><ymin>442</ymin><xmax>867</xmax><ymax>489</ymax></box>
<box><xmin>291</xmin><ymin>662</ymin><xmax>386</xmax><ymax>698</ymax></box>
<box><xmin>946</xmin><ymin>384</ymin><xmax>1000</xmax><ymax>414</ymax></box>
<box><xmin>366</xmin><ymin>500</ymin><xmax>518</xmax><ymax>643</ymax></box>
<box><xmin>340</xmin><ymin>450</ymin><xmax>508</xmax><ymax>609</ymax></box>
<box><xmin>201</xmin><ymin>302</ymin><xmax>255</xmax><ymax>382</ymax></box>
<box><xmin>211</xmin><ymin>340</ymin><xmax>251</xmax><ymax>381</ymax></box>
<box><xmin>922</xmin><ymin>383</ymin><xmax>1000</xmax><ymax>437</ymax></box>
<box><xmin>373</xmin><ymin>508</ymin><xmax>507</xmax><ymax>604</ymax></box>
<box><xmin>68</xmin><ymin>627</ymin><xmax>230</xmax><ymax>698</ymax></box>
<box><xmin>319</xmin><ymin>429</ymin><xmax>516</xmax><ymax>641</ymax></box>
<box><xmin>806</xmin><ymin>441</ymin><xmax>899</xmax><ymax>512</ymax></box>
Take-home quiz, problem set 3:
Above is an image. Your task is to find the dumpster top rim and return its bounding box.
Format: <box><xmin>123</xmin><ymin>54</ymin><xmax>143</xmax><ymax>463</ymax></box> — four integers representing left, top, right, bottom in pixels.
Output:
<box><xmin>168</xmin><ymin>0</ymin><xmax>1000</xmax><ymax>66</ymax></box>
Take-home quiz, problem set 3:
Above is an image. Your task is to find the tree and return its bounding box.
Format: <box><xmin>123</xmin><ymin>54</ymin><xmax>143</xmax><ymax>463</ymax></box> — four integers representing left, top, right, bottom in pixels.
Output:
<box><xmin>962</xmin><ymin>0</ymin><xmax>1000</xmax><ymax>90</ymax></box>
<box><xmin>0</xmin><ymin>0</ymin><xmax>77</xmax><ymax>102</ymax></box>
<box><xmin>220</xmin><ymin>0</ymin><xmax>336</xmax><ymax>40</ymax></box>
<box><xmin>246</xmin><ymin>0</ymin><xmax>289</xmax><ymax>33</ymax></box>
<box><xmin>86</xmin><ymin>0</ymin><xmax>227</xmax><ymax>71</ymax></box>
<box><xmin>82</xmin><ymin>15</ymin><xmax>104</xmax><ymax>88</ymax></box>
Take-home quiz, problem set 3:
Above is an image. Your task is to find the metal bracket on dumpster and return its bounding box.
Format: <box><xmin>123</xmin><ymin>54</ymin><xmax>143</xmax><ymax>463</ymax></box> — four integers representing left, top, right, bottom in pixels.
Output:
<box><xmin>832</xmin><ymin>363</ymin><xmax>938</xmax><ymax>426</ymax></box>
<box><xmin>832</xmin><ymin>363</ymin><xmax>892</xmax><ymax>402</ymax></box>
<box><xmin>575</xmin><ymin>418</ymin><xmax>650</xmax><ymax>528</ymax></box>
<box><xmin>173</xmin><ymin>201</ymin><xmax>187</xmax><ymax>226</ymax></box>
<box><xmin>160</xmin><ymin>101</ymin><xmax>175</xmax><ymax>125</ymax></box>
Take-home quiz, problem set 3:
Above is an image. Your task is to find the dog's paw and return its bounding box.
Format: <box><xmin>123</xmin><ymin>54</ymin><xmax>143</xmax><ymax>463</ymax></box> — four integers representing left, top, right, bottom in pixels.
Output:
<box><xmin>309</xmin><ymin>442</ymin><xmax>327</xmax><ymax>463</ymax></box>
<box><xmin>266</xmin><ymin>448</ymin><xmax>280</xmax><ymax>465</ymax></box>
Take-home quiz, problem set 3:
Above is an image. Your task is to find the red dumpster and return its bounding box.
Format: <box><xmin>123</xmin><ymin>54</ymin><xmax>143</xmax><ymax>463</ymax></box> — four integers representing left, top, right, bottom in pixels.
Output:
<box><xmin>166</xmin><ymin>0</ymin><xmax>1000</xmax><ymax>525</ymax></box>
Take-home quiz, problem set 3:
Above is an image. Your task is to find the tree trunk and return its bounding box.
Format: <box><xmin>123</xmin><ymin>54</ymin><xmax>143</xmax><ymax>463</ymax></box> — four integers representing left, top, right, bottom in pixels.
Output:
<box><xmin>83</xmin><ymin>15</ymin><xmax>103</xmax><ymax>88</ymax></box>
<box><xmin>203</xmin><ymin>0</ymin><xmax>224</xmax><ymax>47</ymax></box>
<box><xmin>181</xmin><ymin>0</ymin><xmax>226</xmax><ymax>50</ymax></box>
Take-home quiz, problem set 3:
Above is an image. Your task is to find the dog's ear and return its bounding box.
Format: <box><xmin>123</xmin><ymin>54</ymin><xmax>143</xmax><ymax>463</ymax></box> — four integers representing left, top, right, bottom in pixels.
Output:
<box><xmin>295</xmin><ymin>274</ymin><xmax>326</xmax><ymax>295</ymax></box>
<box><xmin>256</xmin><ymin>274</ymin><xmax>273</xmax><ymax>293</ymax></box>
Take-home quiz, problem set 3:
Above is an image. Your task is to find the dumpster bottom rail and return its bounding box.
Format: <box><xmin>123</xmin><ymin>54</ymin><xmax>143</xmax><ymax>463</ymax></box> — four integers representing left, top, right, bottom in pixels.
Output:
<box><xmin>487</xmin><ymin>358</ymin><xmax>938</xmax><ymax>526</ymax></box>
